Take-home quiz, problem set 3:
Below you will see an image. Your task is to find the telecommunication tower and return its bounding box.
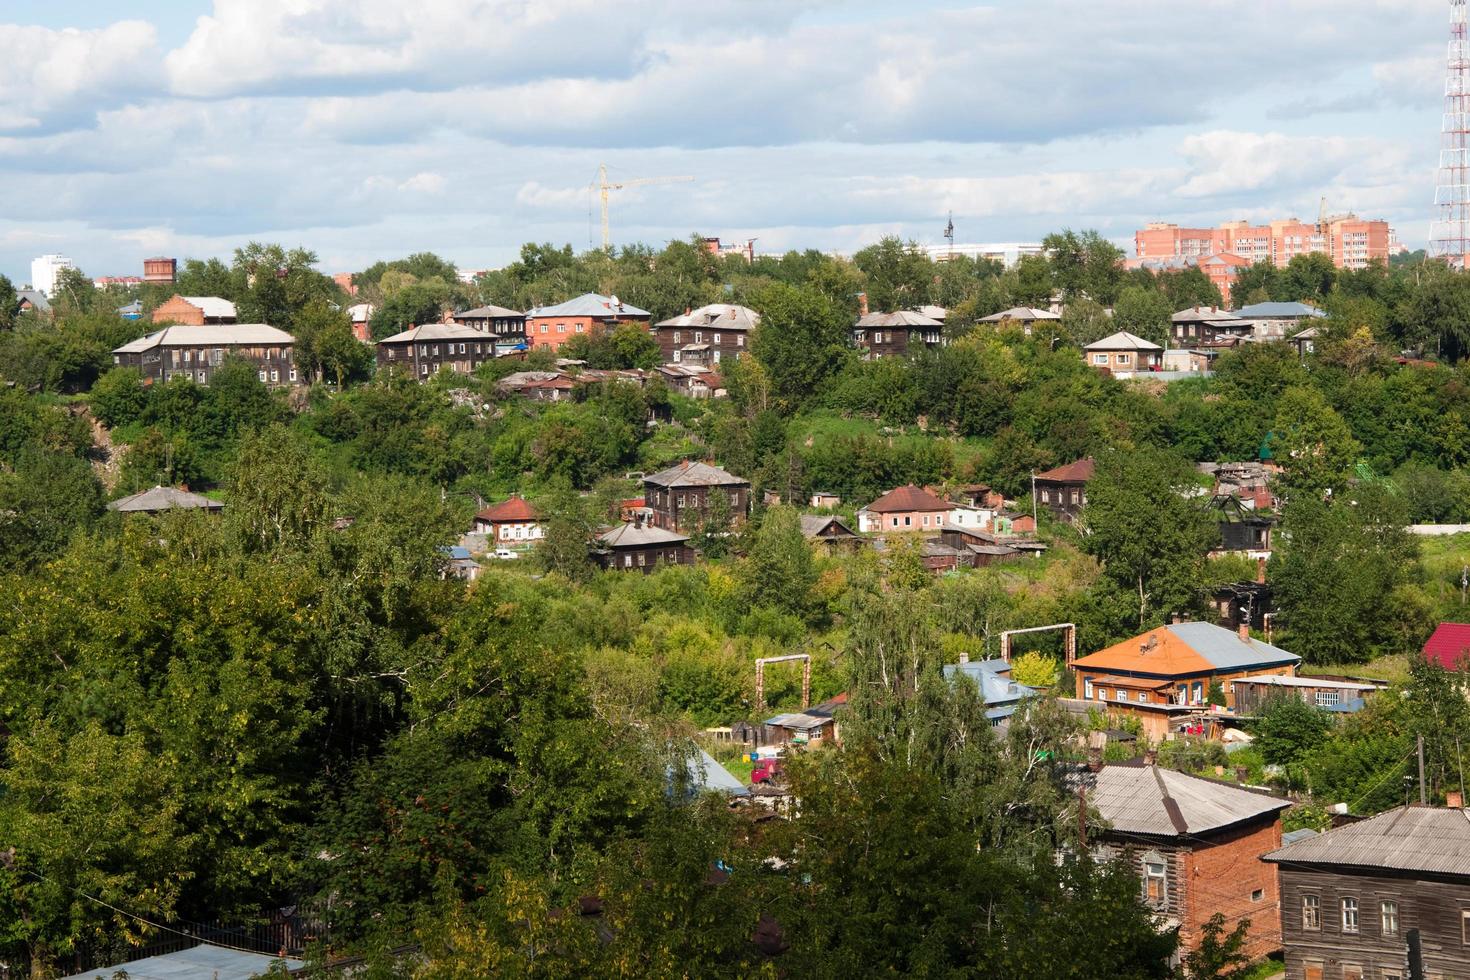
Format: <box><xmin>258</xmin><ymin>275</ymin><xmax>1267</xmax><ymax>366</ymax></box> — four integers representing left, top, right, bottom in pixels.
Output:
<box><xmin>1432</xmin><ymin>0</ymin><xmax>1470</xmax><ymax>263</ymax></box>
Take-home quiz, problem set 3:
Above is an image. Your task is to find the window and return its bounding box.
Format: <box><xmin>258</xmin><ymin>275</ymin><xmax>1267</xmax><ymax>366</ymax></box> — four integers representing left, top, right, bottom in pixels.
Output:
<box><xmin>737</xmin><ymin>335</ymin><xmax>744</xmax><ymax>347</ymax></box>
<box><xmin>673</xmin><ymin>331</ymin><xmax>681</xmax><ymax>343</ymax></box>
<box><xmin>540</xmin><ymin>324</ymin><xmax>548</xmax><ymax>334</ymax></box>
<box><xmin>903</xmin><ymin>516</ymin><xmax>911</xmax><ymax>526</ymax></box>
<box><xmin>1116</xmin><ymin>353</ymin><xmax>1131</xmax><ymax>365</ymax></box>
<box><xmin>936</xmin><ymin>515</ymin><xmax>944</xmax><ymax>525</ymax></box>
<box><xmin>1315</xmin><ymin>690</ymin><xmax>1341</xmax><ymax>707</ymax></box>
<box><xmin>1042</xmin><ymin>490</ymin><xmax>1052</xmax><ymax>503</ymax></box>
<box><xmin>1084</xmin><ymin>678</ymin><xmax>1094</xmax><ymax>699</ymax></box>
<box><xmin>1381</xmin><ymin>901</ymin><xmax>1398</xmax><ymax>936</ymax></box>
<box><xmin>694</xmin><ymin>332</ymin><xmax>703</xmax><ymax>343</ymax></box>
<box><xmin>1093</xmin><ymin>353</ymin><xmax>1108</xmax><ymax>365</ymax></box>
<box><xmin>1463</xmin><ymin>909</ymin><xmax>1470</xmax><ymax>944</ymax></box>
<box><xmin>1251</xmin><ymin>889</ymin><xmax>1264</xmax><ymax>902</ymax></box>
<box><xmin>1192</xmin><ymin>681</ymin><xmax>1204</xmax><ymax>704</ymax></box>
<box><xmin>432</xmin><ymin>345</ymin><xmax>440</xmax><ymax>355</ymax></box>
<box><xmin>922</xmin><ymin>515</ymin><xmax>929</xmax><ymax>526</ymax></box>
<box><xmin>892</xmin><ymin>517</ymin><xmax>899</xmax><ymax>528</ymax></box>
<box><xmin>1341</xmin><ymin>897</ymin><xmax>1358</xmax><ymax>933</ymax></box>
<box><xmin>258</xmin><ymin>370</ymin><xmax>267</xmax><ymax>382</ymax></box>
<box><xmin>575</xmin><ymin>323</ymin><xmax>584</xmax><ymax>332</ymax></box>
<box><xmin>623</xmin><ymin>555</ymin><xmax>632</xmax><ymax>568</ymax></box>
<box><xmin>557</xmin><ymin>323</ymin><xmax>566</xmax><ymax>334</ymax></box>
<box><xmin>458</xmin><ymin>343</ymin><xmax>466</xmax><ymax>353</ymax></box>
<box><xmin>183</xmin><ymin>349</ymin><xmax>192</xmax><ymax>362</ymax></box>
<box><xmin>1143</xmin><ymin>858</ymin><xmax>1166</xmax><ymax>905</ymax></box>
<box><xmin>420</xmin><ymin>363</ymin><xmax>429</xmax><ymax>375</ymax></box>
<box><xmin>713</xmin><ymin>333</ymin><xmax>721</xmax><ymax>344</ymax></box>
<box><xmin>289</xmin><ymin>369</ymin><xmax>297</xmax><ymax>382</ymax></box>
<box><xmin>1302</xmin><ymin>894</ymin><xmax>1321</xmax><ymax>930</ymax></box>
<box><xmin>270</xmin><ymin>370</ymin><xmax>279</xmax><ymax>383</ymax></box>
<box><xmin>1340</xmin><ymin>967</ymin><xmax>1362</xmax><ymax>980</ymax></box>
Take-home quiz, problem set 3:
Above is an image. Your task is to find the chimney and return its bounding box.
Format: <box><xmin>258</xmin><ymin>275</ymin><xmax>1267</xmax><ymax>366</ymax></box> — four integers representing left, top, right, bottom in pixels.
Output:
<box><xmin>857</xmin><ymin>291</ymin><xmax>869</xmax><ymax>316</ymax></box>
<box><xmin>1143</xmin><ymin>749</ymin><xmax>1157</xmax><ymax>766</ymax></box>
<box><xmin>957</xmin><ymin>650</ymin><xmax>970</xmax><ymax>665</ymax></box>
<box><xmin>1449</xmin><ymin>790</ymin><xmax>1465</xmax><ymax>808</ymax></box>
<box><xmin>1087</xmin><ymin>746</ymin><xmax>1103</xmax><ymax>772</ymax></box>
<box><xmin>1239</xmin><ymin>620</ymin><xmax>1251</xmax><ymax>643</ymax></box>
<box><xmin>1256</xmin><ymin>556</ymin><xmax>1267</xmax><ymax>585</ymax></box>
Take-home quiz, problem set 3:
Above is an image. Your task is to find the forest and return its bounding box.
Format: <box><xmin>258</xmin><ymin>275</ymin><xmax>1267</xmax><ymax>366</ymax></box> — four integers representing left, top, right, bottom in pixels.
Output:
<box><xmin>3</xmin><ymin>233</ymin><xmax>1470</xmax><ymax>977</ymax></box>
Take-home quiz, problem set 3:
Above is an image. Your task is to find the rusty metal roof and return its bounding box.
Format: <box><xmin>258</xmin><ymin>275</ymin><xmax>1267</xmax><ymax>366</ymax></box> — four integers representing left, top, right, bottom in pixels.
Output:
<box><xmin>1264</xmin><ymin>806</ymin><xmax>1470</xmax><ymax>877</ymax></box>
<box><xmin>1087</xmin><ymin>764</ymin><xmax>1288</xmax><ymax>838</ymax></box>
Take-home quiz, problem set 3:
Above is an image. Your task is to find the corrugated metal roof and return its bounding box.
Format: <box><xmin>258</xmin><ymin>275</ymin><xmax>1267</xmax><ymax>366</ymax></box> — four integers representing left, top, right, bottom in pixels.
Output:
<box><xmin>655</xmin><ymin>304</ymin><xmax>760</xmax><ymax>330</ymax></box>
<box><xmin>860</xmin><ymin>484</ymin><xmax>951</xmax><ymax>513</ymax></box>
<box><xmin>108</xmin><ymin>485</ymin><xmax>224</xmax><ymax>513</ymax></box>
<box><xmin>17</xmin><ymin>289</ymin><xmax>50</xmax><ymax>312</ymax></box>
<box><xmin>1034</xmin><ymin>457</ymin><xmax>1095</xmax><ymax>483</ymax></box>
<box><xmin>597</xmin><ymin>522</ymin><xmax>689</xmax><ymax>547</ymax></box>
<box><xmin>1165</xmin><ymin>621</ymin><xmax>1300</xmax><ymax>671</ymax></box>
<box><xmin>1234</xmin><ymin>301</ymin><xmax>1326</xmax><ymax>319</ymax></box>
<box><xmin>800</xmin><ymin>514</ymin><xmax>857</xmax><ymax>538</ymax></box>
<box><xmin>179</xmin><ymin>296</ymin><xmax>237</xmax><ymax>319</ymax></box>
<box><xmin>855</xmin><ymin>310</ymin><xmax>942</xmax><ymax>328</ymax></box>
<box><xmin>1089</xmin><ymin>764</ymin><xmax>1289</xmax><ymax>837</ymax></box>
<box><xmin>1281</xmin><ymin>827</ymin><xmax>1320</xmax><ymax>846</ymax></box>
<box><xmin>643</xmin><ymin>460</ymin><xmax>747</xmax><ymax>488</ymax></box>
<box><xmin>1231</xmin><ymin>674</ymin><xmax>1377</xmax><ymax>692</ymax></box>
<box><xmin>526</xmin><ymin>293</ymin><xmax>650</xmax><ymax>319</ymax></box>
<box><xmin>113</xmin><ymin>323</ymin><xmax>293</xmax><ymax>353</ymax></box>
<box><xmin>942</xmin><ymin>659</ymin><xmax>1042</xmax><ymax>720</ymax></box>
<box><xmin>1171</xmin><ymin>306</ymin><xmax>1239</xmax><ymax>323</ymax></box>
<box><xmin>1084</xmin><ymin>331</ymin><xmax>1163</xmax><ymax>351</ymax></box>
<box><xmin>1423</xmin><ymin>622</ymin><xmax>1470</xmax><ymax>669</ymax></box>
<box><xmin>980</xmin><ymin>306</ymin><xmax>1061</xmax><ymax>322</ymax></box>
<box><xmin>62</xmin><ymin>945</ymin><xmax>302</xmax><ymax>979</ymax></box>
<box><xmin>1264</xmin><ymin>806</ymin><xmax>1470</xmax><ymax>876</ymax></box>
<box><xmin>456</xmin><ymin>304</ymin><xmax>523</xmax><ymax>318</ymax></box>
<box><xmin>376</xmin><ymin>322</ymin><xmax>490</xmax><ymax>344</ymax></box>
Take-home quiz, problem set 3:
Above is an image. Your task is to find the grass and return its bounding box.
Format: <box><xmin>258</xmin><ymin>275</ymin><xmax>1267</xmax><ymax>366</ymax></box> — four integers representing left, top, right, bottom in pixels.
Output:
<box><xmin>1238</xmin><ymin>955</ymin><xmax>1285</xmax><ymax>980</ymax></box>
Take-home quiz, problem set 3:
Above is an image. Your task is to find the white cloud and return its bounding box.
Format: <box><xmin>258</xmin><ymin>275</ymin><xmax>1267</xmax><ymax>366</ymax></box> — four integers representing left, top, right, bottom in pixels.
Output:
<box><xmin>0</xmin><ymin>21</ymin><xmax>162</xmax><ymax>133</ymax></box>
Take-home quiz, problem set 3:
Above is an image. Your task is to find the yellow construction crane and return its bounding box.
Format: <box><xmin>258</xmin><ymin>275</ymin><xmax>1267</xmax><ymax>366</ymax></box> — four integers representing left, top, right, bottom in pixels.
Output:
<box><xmin>593</xmin><ymin>163</ymin><xmax>693</xmax><ymax>249</ymax></box>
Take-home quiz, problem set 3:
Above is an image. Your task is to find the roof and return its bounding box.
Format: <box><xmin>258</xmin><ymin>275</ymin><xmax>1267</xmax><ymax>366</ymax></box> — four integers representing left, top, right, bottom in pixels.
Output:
<box><xmin>643</xmin><ymin>460</ymin><xmax>747</xmax><ymax>489</ymax></box>
<box><xmin>980</xmin><ymin>306</ymin><xmax>1061</xmax><ymax>322</ymax></box>
<box><xmin>526</xmin><ymin>293</ymin><xmax>650</xmax><ymax>319</ymax></box>
<box><xmin>1230</xmin><ymin>674</ymin><xmax>1379</xmax><ymax>692</ymax></box>
<box><xmin>800</xmin><ymin>514</ymin><xmax>858</xmax><ymax>538</ymax></box>
<box><xmin>1234</xmin><ymin>301</ymin><xmax>1327</xmax><ymax>319</ymax></box>
<box><xmin>1171</xmin><ymin>306</ymin><xmax>1240</xmax><ymax>323</ymax></box>
<box><xmin>1423</xmin><ymin>623</ymin><xmax>1470</xmax><ymax>669</ymax></box>
<box><xmin>597</xmin><ymin>522</ymin><xmax>689</xmax><ymax>548</ymax></box>
<box><xmin>17</xmin><ymin>289</ymin><xmax>51</xmax><ymax>312</ymax></box>
<box><xmin>1290</xmin><ymin>326</ymin><xmax>1321</xmax><ymax>341</ymax></box>
<box><xmin>655</xmin><ymin>304</ymin><xmax>760</xmax><ymax>330</ymax></box>
<box><xmin>476</xmin><ymin>496</ymin><xmax>539</xmax><ymax>523</ymax></box>
<box><xmin>1281</xmin><ymin>827</ymin><xmax>1320</xmax><ymax>847</ymax></box>
<box><xmin>1073</xmin><ymin>621</ymin><xmax>1300</xmax><ymax>677</ymax></box>
<box><xmin>376</xmin><ymin>322</ymin><xmax>490</xmax><ymax>344</ymax></box>
<box><xmin>1085</xmin><ymin>331</ymin><xmax>1163</xmax><ymax>352</ymax></box>
<box><xmin>346</xmin><ymin>302</ymin><xmax>374</xmax><ymax>321</ymax></box>
<box><xmin>684</xmin><ymin>748</ymin><xmax>750</xmax><ymax>798</ymax></box>
<box><xmin>1089</xmin><ymin>764</ymin><xmax>1289</xmax><ymax>837</ymax></box>
<box><xmin>1264</xmin><ymin>805</ymin><xmax>1470</xmax><ymax>876</ymax></box>
<box><xmin>1033</xmin><ymin>457</ymin><xmax>1095</xmax><ymax>483</ymax></box>
<box><xmin>113</xmin><ymin>323</ymin><xmax>294</xmax><ymax>353</ymax></box>
<box><xmin>61</xmin><ymin>945</ymin><xmax>302</xmax><ymax>979</ymax></box>
<box><xmin>854</xmin><ymin>310</ymin><xmax>942</xmax><ymax>328</ymax></box>
<box><xmin>179</xmin><ymin>296</ymin><xmax>237</xmax><ymax>319</ymax></box>
<box><xmin>439</xmin><ymin>545</ymin><xmax>473</xmax><ymax>561</ymax></box>
<box><xmin>913</xmin><ymin>304</ymin><xmax>948</xmax><ymax>320</ymax></box>
<box><xmin>107</xmin><ymin>486</ymin><xmax>224</xmax><ymax>513</ymax></box>
<box><xmin>942</xmin><ymin>659</ymin><xmax>1043</xmax><ymax>719</ymax></box>
<box><xmin>456</xmin><ymin>304</ymin><xmax>524</xmax><ymax>318</ymax></box>
<box><xmin>861</xmin><ymin>484</ymin><xmax>951</xmax><ymax>514</ymax></box>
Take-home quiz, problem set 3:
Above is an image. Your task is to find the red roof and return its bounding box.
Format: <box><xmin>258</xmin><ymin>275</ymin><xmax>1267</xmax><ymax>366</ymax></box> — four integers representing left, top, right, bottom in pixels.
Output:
<box><xmin>1034</xmin><ymin>457</ymin><xmax>1096</xmax><ymax>483</ymax></box>
<box><xmin>476</xmin><ymin>496</ymin><xmax>539</xmax><ymax>523</ymax></box>
<box><xmin>863</xmin><ymin>484</ymin><xmax>951</xmax><ymax>513</ymax></box>
<box><xmin>1423</xmin><ymin>623</ymin><xmax>1470</xmax><ymax>669</ymax></box>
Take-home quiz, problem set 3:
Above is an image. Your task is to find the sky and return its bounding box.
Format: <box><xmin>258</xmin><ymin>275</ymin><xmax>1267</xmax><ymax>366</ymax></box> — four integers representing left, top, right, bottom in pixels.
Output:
<box><xmin>0</xmin><ymin>0</ymin><xmax>1453</xmax><ymax>283</ymax></box>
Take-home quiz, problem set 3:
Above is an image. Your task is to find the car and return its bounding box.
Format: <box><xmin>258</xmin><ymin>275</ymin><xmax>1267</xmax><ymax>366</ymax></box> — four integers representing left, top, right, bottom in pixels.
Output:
<box><xmin>750</xmin><ymin>758</ymin><xmax>785</xmax><ymax>784</ymax></box>
<box><xmin>493</xmin><ymin>549</ymin><xmax>520</xmax><ymax>561</ymax></box>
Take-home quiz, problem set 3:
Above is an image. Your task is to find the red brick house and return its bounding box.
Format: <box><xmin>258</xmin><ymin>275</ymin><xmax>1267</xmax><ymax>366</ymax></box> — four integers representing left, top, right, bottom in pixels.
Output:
<box><xmin>151</xmin><ymin>295</ymin><xmax>237</xmax><ymax>325</ymax></box>
<box><xmin>1085</xmin><ymin>761</ymin><xmax>1289</xmax><ymax>964</ymax></box>
<box><xmin>524</xmin><ymin>294</ymin><xmax>650</xmax><ymax>353</ymax></box>
<box><xmin>473</xmin><ymin>496</ymin><xmax>542</xmax><ymax>547</ymax></box>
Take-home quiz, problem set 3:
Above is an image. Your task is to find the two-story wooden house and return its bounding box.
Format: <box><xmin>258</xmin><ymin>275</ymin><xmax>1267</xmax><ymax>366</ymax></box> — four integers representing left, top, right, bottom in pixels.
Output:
<box><xmin>1032</xmin><ymin>457</ymin><xmax>1095</xmax><ymax>523</ymax></box>
<box><xmin>642</xmin><ymin>461</ymin><xmax>750</xmax><ymax>532</ymax></box>
<box><xmin>1071</xmin><ymin>621</ymin><xmax>1301</xmax><ymax>742</ymax></box>
<box><xmin>652</xmin><ymin>304</ymin><xmax>758</xmax><ymax>366</ymax></box>
<box><xmin>851</xmin><ymin>310</ymin><xmax>944</xmax><ymax>359</ymax></box>
<box><xmin>1264</xmin><ymin>803</ymin><xmax>1470</xmax><ymax>980</ymax></box>
<box><xmin>375</xmin><ymin>322</ymin><xmax>497</xmax><ymax>379</ymax></box>
<box><xmin>592</xmin><ymin>519</ymin><xmax>695</xmax><ymax>572</ymax></box>
<box><xmin>452</xmin><ymin>304</ymin><xmax>527</xmax><ymax>354</ymax></box>
<box><xmin>112</xmin><ymin>324</ymin><xmax>299</xmax><ymax>386</ymax></box>
<box><xmin>1084</xmin><ymin>762</ymin><xmax>1290</xmax><ymax>963</ymax></box>
<box><xmin>1170</xmin><ymin>307</ymin><xmax>1250</xmax><ymax>348</ymax></box>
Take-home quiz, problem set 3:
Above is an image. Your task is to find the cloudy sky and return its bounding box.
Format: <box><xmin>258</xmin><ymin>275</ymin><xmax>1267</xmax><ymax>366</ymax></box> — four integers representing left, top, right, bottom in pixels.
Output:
<box><xmin>0</xmin><ymin>0</ymin><xmax>1451</xmax><ymax>283</ymax></box>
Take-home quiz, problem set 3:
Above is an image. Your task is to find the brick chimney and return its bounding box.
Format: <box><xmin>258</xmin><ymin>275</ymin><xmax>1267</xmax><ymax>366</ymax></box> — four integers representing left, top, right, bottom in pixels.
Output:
<box><xmin>1449</xmin><ymin>790</ymin><xmax>1465</xmax><ymax>808</ymax></box>
<box><xmin>1239</xmin><ymin>620</ymin><xmax>1251</xmax><ymax>643</ymax></box>
<box><xmin>1256</xmin><ymin>556</ymin><xmax>1267</xmax><ymax>585</ymax></box>
<box><xmin>1143</xmin><ymin>748</ymin><xmax>1157</xmax><ymax>766</ymax></box>
<box><xmin>857</xmin><ymin>292</ymin><xmax>869</xmax><ymax>317</ymax></box>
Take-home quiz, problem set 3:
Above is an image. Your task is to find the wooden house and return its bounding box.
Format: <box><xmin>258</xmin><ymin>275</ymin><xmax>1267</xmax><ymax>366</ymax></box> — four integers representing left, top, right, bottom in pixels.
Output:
<box><xmin>1265</xmin><ymin>803</ymin><xmax>1470</xmax><ymax>980</ymax></box>
<box><xmin>592</xmin><ymin>519</ymin><xmax>695</xmax><ymax>572</ymax></box>
<box><xmin>642</xmin><ymin>460</ymin><xmax>750</xmax><ymax>532</ymax></box>
<box><xmin>653</xmin><ymin>304</ymin><xmax>757</xmax><ymax>366</ymax></box>
<box><xmin>1083</xmin><ymin>762</ymin><xmax>1289</xmax><ymax>962</ymax></box>
<box><xmin>799</xmin><ymin>514</ymin><xmax>862</xmax><ymax>551</ymax></box>
<box><xmin>1229</xmin><ymin>674</ymin><xmax>1386</xmax><ymax>716</ymax></box>
<box><xmin>1084</xmin><ymin>331</ymin><xmax>1163</xmax><ymax>377</ymax></box>
<box><xmin>376</xmin><ymin>322</ymin><xmax>497</xmax><ymax>379</ymax></box>
<box><xmin>472</xmin><ymin>496</ymin><xmax>542</xmax><ymax>547</ymax></box>
<box><xmin>852</xmin><ymin>310</ymin><xmax>944</xmax><ymax>359</ymax></box>
<box><xmin>1032</xmin><ymin>457</ymin><xmax>1094</xmax><ymax>523</ymax></box>
<box><xmin>113</xmin><ymin>324</ymin><xmax>298</xmax><ymax>386</ymax></box>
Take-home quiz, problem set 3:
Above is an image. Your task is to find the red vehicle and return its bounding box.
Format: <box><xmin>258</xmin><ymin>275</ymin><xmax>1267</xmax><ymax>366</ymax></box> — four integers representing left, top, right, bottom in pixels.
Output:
<box><xmin>751</xmin><ymin>758</ymin><xmax>785</xmax><ymax>784</ymax></box>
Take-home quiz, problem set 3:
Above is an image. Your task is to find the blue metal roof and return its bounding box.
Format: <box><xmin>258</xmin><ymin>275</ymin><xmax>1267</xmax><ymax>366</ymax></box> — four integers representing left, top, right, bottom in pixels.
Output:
<box><xmin>1163</xmin><ymin>621</ymin><xmax>1300</xmax><ymax>671</ymax></box>
<box><xmin>439</xmin><ymin>545</ymin><xmax>473</xmax><ymax>560</ymax></box>
<box><xmin>942</xmin><ymin>658</ymin><xmax>1043</xmax><ymax>720</ymax></box>
<box><xmin>1234</xmin><ymin>301</ymin><xmax>1326</xmax><ymax>319</ymax></box>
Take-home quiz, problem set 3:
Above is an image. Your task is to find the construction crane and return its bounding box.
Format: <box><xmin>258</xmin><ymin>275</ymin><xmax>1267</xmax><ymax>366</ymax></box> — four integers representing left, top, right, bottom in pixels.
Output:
<box><xmin>592</xmin><ymin>163</ymin><xmax>693</xmax><ymax>250</ymax></box>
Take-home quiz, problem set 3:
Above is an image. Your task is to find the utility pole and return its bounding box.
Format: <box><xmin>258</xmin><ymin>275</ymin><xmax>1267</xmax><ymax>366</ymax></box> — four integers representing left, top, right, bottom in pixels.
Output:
<box><xmin>1418</xmin><ymin>734</ymin><xmax>1428</xmax><ymax>805</ymax></box>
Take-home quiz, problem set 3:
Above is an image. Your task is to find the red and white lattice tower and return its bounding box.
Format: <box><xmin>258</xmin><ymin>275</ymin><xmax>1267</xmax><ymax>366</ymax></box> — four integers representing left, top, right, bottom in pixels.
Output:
<box><xmin>1432</xmin><ymin>0</ymin><xmax>1470</xmax><ymax>263</ymax></box>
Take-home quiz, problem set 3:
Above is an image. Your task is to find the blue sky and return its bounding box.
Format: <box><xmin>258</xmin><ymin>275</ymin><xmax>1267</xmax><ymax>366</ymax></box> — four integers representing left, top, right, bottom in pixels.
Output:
<box><xmin>0</xmin><ymin>1</ymin><xmax>1450</xmax><ymax>283</ymax></box>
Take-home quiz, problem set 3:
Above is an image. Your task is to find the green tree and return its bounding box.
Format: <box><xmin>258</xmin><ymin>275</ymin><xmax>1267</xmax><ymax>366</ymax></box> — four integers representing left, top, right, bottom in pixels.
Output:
<box><xmin>89</xmin><ymin>366</ymin><xmax>150</xmax><ymax>428</ymax></box>
<box><xmin>1043</xmin><ymin>230</ymin><xmax>1125</xmax><ymax>305</ymax></box>
<box><xmin>537</xmin><ymin>479</ymin><xmax>596</xmax><ymax>582</ymax></box>
<box><xmin>749</xmin><ymin>283</ymin><xmax>855</xmax><ymax>413</ymax></box>
<box><xmin>739</xmin><ymin>504</ymin><xmax>817</xmax><ymax>618</ymax></box>
<box><xmin>1112</xmin><ymin>286</ymin><xmax>1173</xmax><ymax>347</ymax></box>
<box><xmin>1181</xmin><ymin>913</ymin><xmax>1253</xmax><ymax>979</ymax></box>
<box><xmin>1252</xmin><ymin>695</ymin><xmax>1332</xmax><ymax>765</ymax></box>
<box><xmin>1270</xmin><ymin>386</ymin><xmax>1359</xmax><ymax>502</ymax></box>
<box><xmin>1081</xmin><ymin>448</ymin><xmax>1217</xmax><ymax>628</ymax></box>
<box><xmin>0</xmin><ymin>450</ymin><xmax>104</xmax><ymax>570</ymax></box>
<box><xmin>1010</xmin><ymin>651</ymin><xmax>1059</xmax><ymax>688</ymax></box>
<box><xmin>0</xmin><ymin>273</ymin><xmax>18</xmax><ymax>329</ymax></box>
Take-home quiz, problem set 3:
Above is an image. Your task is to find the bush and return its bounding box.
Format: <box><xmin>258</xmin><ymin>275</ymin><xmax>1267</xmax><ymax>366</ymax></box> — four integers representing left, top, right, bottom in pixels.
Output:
<box><xmin>1011</xmin><ymin>651</ymin><xmax>1059</xmax><ymax>689</ymax></box>
<box><xmin>1155</xmin><ymin>737</ymin><xmax>1227</xmax><ymax>775</ymax></box>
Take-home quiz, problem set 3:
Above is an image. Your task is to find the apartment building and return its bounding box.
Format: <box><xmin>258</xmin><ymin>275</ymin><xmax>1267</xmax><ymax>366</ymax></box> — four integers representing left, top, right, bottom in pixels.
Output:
<box><xmin>1135</xmin><ymin>214</ymin><xmax>1393</xmax><ymax>272</ymax></box>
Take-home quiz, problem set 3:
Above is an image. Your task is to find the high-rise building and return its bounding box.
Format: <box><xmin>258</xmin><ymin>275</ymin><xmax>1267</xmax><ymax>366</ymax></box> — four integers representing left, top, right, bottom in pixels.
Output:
<box><xmin>30</xmin><ymin>253</ymin><xmax>75</xmax><ymax>297</ymax></box>
<box><xmin>1134</xmin><ymin>215</ymin><xmax>1392</xmax><ymax>271</ymax></box>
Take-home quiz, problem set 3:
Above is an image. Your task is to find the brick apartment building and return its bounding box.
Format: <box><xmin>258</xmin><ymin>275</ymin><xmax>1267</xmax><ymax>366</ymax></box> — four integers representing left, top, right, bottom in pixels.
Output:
<box><xmin>524</xmin><ymin>294</ymin><xmax>650</xmax><ymax>353</ymax></box>
<box><xmin>1135</xmin><ymin>215</ymin><xmax>1393</xmax><ymax>272</ymax></box>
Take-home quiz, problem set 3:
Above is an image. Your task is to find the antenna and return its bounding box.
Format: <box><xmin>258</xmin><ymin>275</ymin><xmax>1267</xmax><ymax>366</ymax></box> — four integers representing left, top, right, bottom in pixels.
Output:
<box><xmin>1432</xmin><ymin>0</ymin><xmax>1470</xmax><ymax>264</ymax></box>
